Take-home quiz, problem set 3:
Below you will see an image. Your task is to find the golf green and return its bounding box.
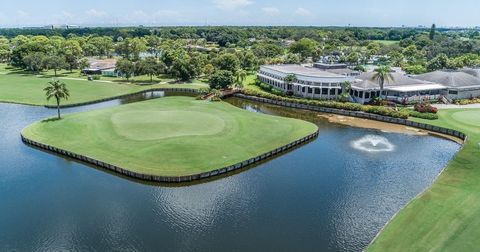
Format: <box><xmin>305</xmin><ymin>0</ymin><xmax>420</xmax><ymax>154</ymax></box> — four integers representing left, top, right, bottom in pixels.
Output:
<box><xmin>22</xmin><ymin>96</ymin><xmax>318</xmax><ymax>177</ymax></box>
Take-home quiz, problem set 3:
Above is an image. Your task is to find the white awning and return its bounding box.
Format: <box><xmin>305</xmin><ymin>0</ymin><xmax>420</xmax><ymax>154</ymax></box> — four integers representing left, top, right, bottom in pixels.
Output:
<box><xmin>386</xmin><ymin>84</ymin><xmax>446</xmax><ymax>92</ymax></box>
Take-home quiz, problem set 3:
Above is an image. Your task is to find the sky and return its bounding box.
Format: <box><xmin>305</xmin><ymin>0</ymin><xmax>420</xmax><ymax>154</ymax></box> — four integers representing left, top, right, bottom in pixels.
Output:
<box><xmin>0</xmin><ymin>0</ymin><xmax>479</xmax><ymax>28</ymax></box>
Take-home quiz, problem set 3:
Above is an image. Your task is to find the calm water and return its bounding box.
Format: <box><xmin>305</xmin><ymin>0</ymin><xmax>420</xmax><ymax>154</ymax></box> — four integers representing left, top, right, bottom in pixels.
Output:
<box><xmin>0</xmin><ymin>92</ymin><xmax>459</xmax><ymax>251</ymax></box>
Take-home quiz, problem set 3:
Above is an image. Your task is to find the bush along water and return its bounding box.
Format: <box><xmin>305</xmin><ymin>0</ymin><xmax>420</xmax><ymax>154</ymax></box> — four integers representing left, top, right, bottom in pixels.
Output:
<box><xmin>241</xmin><ymin>88</ymin><xmax>409</xmax><ymax>119</ymax></box>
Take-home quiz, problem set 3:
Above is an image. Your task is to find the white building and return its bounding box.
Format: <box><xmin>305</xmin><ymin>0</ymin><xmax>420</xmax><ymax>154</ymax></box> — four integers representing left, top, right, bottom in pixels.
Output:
<box><xmin>257</xmin><ymin>64</ymin><xmax>480</xmax><ymax>104</ymax></box>
<box><xmin>351</xmin><ymin>72</ymin><xmax>446</xmax><ymax>104</ymax></box>
<box><xmin>415</xmin><ymin>71</ymin><xmax>480</xmax><ymax>100</ymax></box>
<box><xmin>257</xmin><ymin>65</ymin><xmax>354</xmax><ymax>100</ymax></box>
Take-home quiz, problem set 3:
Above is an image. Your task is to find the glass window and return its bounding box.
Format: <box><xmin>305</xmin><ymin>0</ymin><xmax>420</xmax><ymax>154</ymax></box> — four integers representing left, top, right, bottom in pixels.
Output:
<box><xmin>315</xmin><ymin>88</ymin><xmax>321</xmax><ymax>94</ymax></box>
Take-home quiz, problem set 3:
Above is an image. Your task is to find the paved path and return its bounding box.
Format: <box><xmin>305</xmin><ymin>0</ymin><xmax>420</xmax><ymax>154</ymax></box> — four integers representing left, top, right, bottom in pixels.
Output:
<box><xmin>433</xmin><ymin>104</ymin><xmax>480</xmax><ymax>109</ymax></box>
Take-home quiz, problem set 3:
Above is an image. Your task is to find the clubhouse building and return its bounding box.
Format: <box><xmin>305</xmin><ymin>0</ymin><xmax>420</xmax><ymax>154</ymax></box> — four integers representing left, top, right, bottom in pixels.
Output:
<box><xmin>257</xmin><ymin>64</ymin><xmax>480</xmax><ymax>104</ymax></box>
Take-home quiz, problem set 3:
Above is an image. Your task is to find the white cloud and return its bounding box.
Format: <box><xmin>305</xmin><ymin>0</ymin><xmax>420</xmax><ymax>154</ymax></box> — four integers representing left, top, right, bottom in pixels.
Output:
<box><xmin>86</xmin><ymin>9</ymin><xmax>107</xmax><ymax>18</ymax></box>
<box><xmin>213</xmin><ymin>0</ymin><xmax>254</xmax><ymax>11</ymax></box>
<box><xmin>295</xmin><ymin>7</ymin><xmax>311</xmax><ymax>17</ymax></box>
<box><xmin>261</xmin><ymin>7</ymin><xmax>280</xmax><ymax>16</ymax></box>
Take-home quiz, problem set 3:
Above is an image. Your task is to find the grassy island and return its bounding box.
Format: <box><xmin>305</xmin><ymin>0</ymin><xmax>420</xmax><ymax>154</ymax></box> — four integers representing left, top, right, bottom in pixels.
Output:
<box><xmin>369</xmin><ymin>108</ymin><xmax>480</xmax><ymax>251</ymax></box>
<box><xmin>22</xmin><ymin>96</ymin><xmax>318</xmax><ymax>177</ymax></box>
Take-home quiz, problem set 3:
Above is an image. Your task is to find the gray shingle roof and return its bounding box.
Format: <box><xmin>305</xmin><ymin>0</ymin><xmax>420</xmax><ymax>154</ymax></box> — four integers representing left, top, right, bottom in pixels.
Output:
<box><xmin>352</xmin><ymin>72</ymin><xmax>433</xmax><ymax>89</ymax></box>
<box><xmin>415</xmin><ymin>71</ymin><xmax>480</xmax><ymax>88</ymax></box>
<box><xmin>261</xmin><ymin>65</ymin><xmax>345</xmax><ymax>78</ymax></box>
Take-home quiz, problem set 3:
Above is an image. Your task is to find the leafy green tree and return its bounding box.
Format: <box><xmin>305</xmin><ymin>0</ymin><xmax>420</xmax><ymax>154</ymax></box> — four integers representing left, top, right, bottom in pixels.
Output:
<box><xmin>44</xmin><ymin>55</ymin><xmax>67</xmax><ymax>76</ymax></box>
<box><xmin>116</xmin><ymin>59</ymin><xmax>135</xmax><ymax>80</ymax></box>
<box><xmin>289</xmin><ymin>38</ymin><xmax>319</xmax><ymax>59</ymax></box>
<box><xmin>62</xmin><ymin>40</ymin><xmax>83</xmax><ymax>72</ymax></box>
<box><xmin>240</xmin><ymin>51</ymin><xmax>258</xmax><ymax>71</ymax></box>
<box><xmin>214</xmin><ymin>53</ymin><xmax>240</xmax><ymax>73</ymax></box>
<box><xmin>426</xmin><ymin>53</ymin><xmax>449</xmax><ymax>71</ymax></box>
<box><xmin>90</xmin><ymin>36</ymin><xmax>114</xmax><ymax>58</ymax></box>
<box><xmin>0</xmin><ymin>37</ymin><xmax>11</xmax><ymax>62</ymax></box>
<box><xmin>210</xmin><ymin>70</ymin><xmax>235</xmax><ymax>89</ymax></box>
<box><xmin>203</xmin><ymin>63</ymin><xmax>215</xmax><ymax>78</ymax></box>
<box><xmin>23</xmin><ymin>52</ymin><xmax>46</xmax><ymax>73</ymax></box>
<box><xmin>403</xmin><ymin>64</ymin><xmax>427</xmax><ymax>74</ymax></box>
<box><xmin>136</xmin><ymin>57</ymin><xmax>166</xmax><ymax>82</ymax></box>
<box><xmin>78</xmin><ymin>58</ymin><xmax>89</xmax><ymax>73</ymax></box>
<box><xmin>371</xmin><ymin>65</ymin><xmax>394</xmax><ymax>99</ymax></box>
<box><xmin>44</xmin><ymin>79</ymin><xmax>70</xmax><ymax>119</ymax></box>
<box><xmin>117</xmin><ymin>37</ymin><xmax>147</xmax><ymax>61</ymax></box>
<box><xmin>170</xmin><ymin>57</ymin><xmax>197</xmax><ymax>81</ymax></box>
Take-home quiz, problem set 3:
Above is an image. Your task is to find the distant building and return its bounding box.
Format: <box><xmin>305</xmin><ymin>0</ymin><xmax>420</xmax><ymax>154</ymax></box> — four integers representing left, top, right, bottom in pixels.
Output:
<box><xmin>82</xmin><ymin>59</ymin><xmax>118</xmax><ymax>77</ymax></box>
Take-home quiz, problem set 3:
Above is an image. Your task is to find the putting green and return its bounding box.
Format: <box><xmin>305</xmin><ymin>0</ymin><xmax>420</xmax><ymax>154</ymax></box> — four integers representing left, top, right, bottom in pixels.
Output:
<box><xmin>22</xmin><ymin>96</ymin><xmax>318</xmax><ymax>177</ymax></box>
<box><xmin>111</xmin><ymin>110</ymin><xmax>226</xmax><ymax>141</ymax></box>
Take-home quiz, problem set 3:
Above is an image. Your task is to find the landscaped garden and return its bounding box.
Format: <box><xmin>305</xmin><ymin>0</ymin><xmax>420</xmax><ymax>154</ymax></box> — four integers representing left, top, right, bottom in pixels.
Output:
<box><xmin>21</xmin><ymin>96</ymin><xmax>318</xmax><ymax>177</ymax></box>
<box><xmin>0</xmin><ymin>64</ymin><xmax>208</xmax><ymax>106</ymax></box>
<box><xmin>368</xmin><ymin>108</ymin><xmax>480</xmax><ymax>251</ymax></box>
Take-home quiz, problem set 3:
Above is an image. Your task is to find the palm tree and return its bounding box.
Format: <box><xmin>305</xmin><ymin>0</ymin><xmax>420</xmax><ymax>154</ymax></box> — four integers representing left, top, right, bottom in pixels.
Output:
<box><xmin>236</xmin><ymin>69</ymin><xmax>247</xmax><ymax>85</ymax></box>
<box><xmin>371</xmin><ymin>65</ymin><xmax>394</xmax><ymax>99</ymax></box>
<box><xmin>284</xmin><ymin>74</ymin><xmax>297</xmax><ymax>85</ymax></box>
<box><xmin>44</xmin><ymin>79</ymin><xmax>70</xmax><ymax>119</ymax></box>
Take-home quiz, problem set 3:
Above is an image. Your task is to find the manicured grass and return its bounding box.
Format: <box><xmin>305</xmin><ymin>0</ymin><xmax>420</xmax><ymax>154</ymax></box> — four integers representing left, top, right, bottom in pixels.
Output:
<box><xmin>372</xmin><ymin>40</ymin><xmax>399</xmax><ymax>45</ymax></box>
<box><xmin>22</xmin><ymin>96</ymin><xmax>318</xmax><ymax>177</ymax></box>
<box><xmin>368</xmin><ymin>109</ymin><xmax>480</xmax><ymax>251</ymax></box>
<box><xmin>0</xmin><ymin>64</ymin><xmax>208</xmax><ymax>106</ymax></box>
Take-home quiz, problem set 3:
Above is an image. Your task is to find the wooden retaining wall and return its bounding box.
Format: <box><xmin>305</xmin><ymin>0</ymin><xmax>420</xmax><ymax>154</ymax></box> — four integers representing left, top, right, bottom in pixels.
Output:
<box><xmin>21</xmin><ymin>131</ymin><xmax>319</xmax><ymax>183</ymax></box>
<box><xmin>234</xmin><ymin>94</ymin><xmax>467</xmax><ymax>141</ymax></box>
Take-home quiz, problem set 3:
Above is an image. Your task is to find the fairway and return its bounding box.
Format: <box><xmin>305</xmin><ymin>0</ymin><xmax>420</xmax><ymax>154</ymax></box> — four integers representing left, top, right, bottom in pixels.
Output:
<box><xmin>368</xmin><ymin>109</ymin><xmax>480</xmax><ymax>251</ymax></box>
<box><xmin>22</xmin><ymin>96</ymin><xmax>318</xmax><ymax>177</ymax></box>
<box><xmin>0</xmin><ymin>65</ymin><xmax>208</xmax><ymax>106</ymax></box>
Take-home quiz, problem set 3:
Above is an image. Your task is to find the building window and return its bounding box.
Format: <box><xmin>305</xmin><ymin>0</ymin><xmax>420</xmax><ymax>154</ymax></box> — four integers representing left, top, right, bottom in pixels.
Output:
<box><xmin>322</xmin><ymin>88</ymin><xmax>328</xmax><ymax>95</ymax></box>
<box><xmin>302</xmin><ymin>87</ymin><xmax>306</xmax><ymax>93</ymax></box>
<box><xmin>354</xmin><ymin>90</ymin><xmax>358</xmax><ymax>97</ymax></box>
<box><xmin>330</xmin><ymin>89</ymin><xmax>336</xmax><ymax>95</ymax></box>
<box><xmin>365</xmin><ymin>92</ymin><xmax>370</xmax><ymax>99</ymax></box>
<box><xmin>308</xmin><ymin>87</ymin><xmax>313</xmax><ymax>94</ymax></box>
<box><xmin>359</xmin><ymin>91</ymin><xmax>363</xmax><ymax>97</ymax></box>
<box><xmin>315</xmin><ymin>88</ymin><xmax>321</xmax><ymax>94</ymax></box>
<box><xmin>449</xmin><ymin>90</ymin><xmax>458</xmax><ymax>95</ymax></box>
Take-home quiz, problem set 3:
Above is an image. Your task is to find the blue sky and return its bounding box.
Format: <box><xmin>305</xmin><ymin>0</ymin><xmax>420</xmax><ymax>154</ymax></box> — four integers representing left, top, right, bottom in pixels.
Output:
<box><xmin>1</xmin><ymin>0</ymin><xmax>479</xmax><ymax>27</ymax></box>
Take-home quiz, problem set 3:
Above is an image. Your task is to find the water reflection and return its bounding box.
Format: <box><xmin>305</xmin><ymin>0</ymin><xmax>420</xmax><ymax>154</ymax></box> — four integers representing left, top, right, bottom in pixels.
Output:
<box><xmin>0</xmin><ymin>93</ymin><xmax>460</xmax><ymax>251</ymax></box>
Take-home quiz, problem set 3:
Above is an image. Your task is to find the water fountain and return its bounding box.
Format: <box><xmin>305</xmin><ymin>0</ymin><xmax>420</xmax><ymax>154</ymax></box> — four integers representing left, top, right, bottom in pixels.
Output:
<box><xmin>351</xmin><ymin>135</ymin><xmax>395</xmax><ymax>153</ymax></box>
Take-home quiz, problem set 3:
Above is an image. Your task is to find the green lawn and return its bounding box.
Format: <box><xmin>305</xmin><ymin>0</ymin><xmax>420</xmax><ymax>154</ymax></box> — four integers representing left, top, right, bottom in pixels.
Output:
<box><xmin>22</xmin><ymin>96</ymin><xmax>318</xmax><ymax>177</ymax></box>
<box><xmin>372</xmin><ymin>40</ymin><xmax>399</xmax><ymax>45</ymax></box>
<box><xmin>0</xmin><ymin>64</ymin><xmax>208</xmax><ymax>106</ymax></box>
<box><xmin>368</xmin><ymin>109</ymin><xmax>480</xmax><ymax>251</ymax></box>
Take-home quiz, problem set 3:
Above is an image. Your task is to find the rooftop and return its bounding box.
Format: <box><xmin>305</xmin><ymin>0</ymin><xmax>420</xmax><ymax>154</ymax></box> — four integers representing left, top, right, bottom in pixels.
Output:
<box><xmin>415</xmin><ymin>70</ymin><xmax>480</xmax><ymax>88</ymax></box>
<box><xmin>353</xmin><ymin>72</ymin><xmax>435</xmax><ymax>90</ymax></box>
<box><xmin>261</xmin><ymin>65</ymin><xmax>345</xmax><ymax>78</ymax></box>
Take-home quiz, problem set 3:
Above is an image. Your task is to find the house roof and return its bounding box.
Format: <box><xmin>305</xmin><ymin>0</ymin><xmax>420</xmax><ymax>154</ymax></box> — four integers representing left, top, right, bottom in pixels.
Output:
<box><xmin>352</xmin><ymin>72</ymin><xmax>436</xmax><ymax>90</ymax></box>
<box><xmin>261</xmin><ymin>64</ymin><xmax>345</xmax><ymax>78</ymax></box>
<box><xmin>85</xmin><ymin>59</ymin><xmax>117</xmax><ymax>71</ymax></box>
<box><xmin>415</xmin><ymin>71</ymin><xmax>480</xmax><ymax>88</ymax></box>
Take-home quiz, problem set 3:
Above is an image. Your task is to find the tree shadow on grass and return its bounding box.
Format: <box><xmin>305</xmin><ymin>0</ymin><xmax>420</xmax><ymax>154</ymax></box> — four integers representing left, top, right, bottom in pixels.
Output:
<box><xmin>41</xmin><ymin>117</ymin><xmax>63</xmax><ymax>123</ymax></box>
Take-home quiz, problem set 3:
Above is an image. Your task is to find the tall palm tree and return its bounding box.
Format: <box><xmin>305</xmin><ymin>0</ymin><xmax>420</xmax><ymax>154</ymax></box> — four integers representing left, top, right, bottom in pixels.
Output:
<box><xmin>44</xmin><ymin>79</ymin><xmax>70</xmax><ymax>119</ymax></box>
<box><xmin>371</xmin><ymin>65</ymin><xmax>394</xmax><ymax>99</ymax></box>
<box><xmin>236</xmin><ymin>69</ymin><xmax>247</xmax><ymax>85</ymax></box>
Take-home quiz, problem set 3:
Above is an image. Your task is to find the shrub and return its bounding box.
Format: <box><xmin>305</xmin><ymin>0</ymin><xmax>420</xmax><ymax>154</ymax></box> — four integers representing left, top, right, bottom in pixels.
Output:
<box><xmin>92</xmin><ymin>75</ymin><xmax>101</xmax><ymax>80</ymax></box>
<box><xmin>408</xmin><ymin>110</ymin><xmax>439</xmax><ymax>120</ymax></box>
<box><xmin>240</xmin><ymin>89</ymin><xmax>408</xmax><ymax>119</ymax></box>
<box><xmin>414</xmin><ymin>102</ymin><xmax>438</xmax><ymax>114</ymax></box>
